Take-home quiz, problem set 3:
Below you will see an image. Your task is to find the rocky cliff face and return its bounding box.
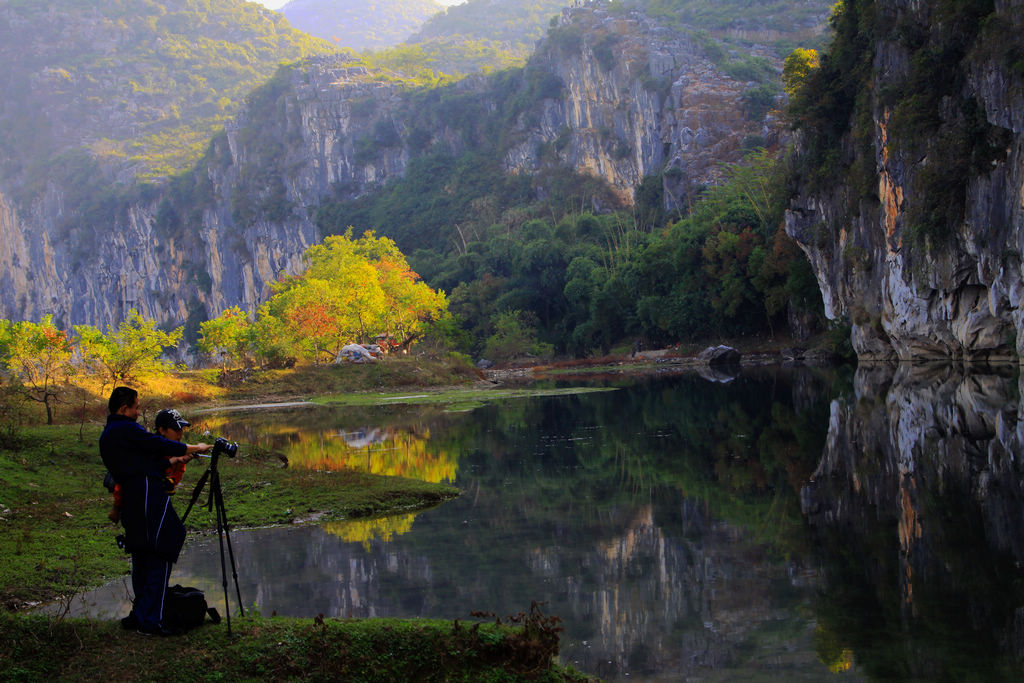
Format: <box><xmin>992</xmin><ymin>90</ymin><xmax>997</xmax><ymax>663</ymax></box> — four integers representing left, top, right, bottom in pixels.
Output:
<box><xmin>785</xmin><ymin>0</ymin><xmax>1024</xmax><ymax>361</ymax></box>
<box><xmin>0</xmin><ymin>4</ymin><xmax>780</xmax><ymax>329</ymax></box>
<box><xmin>508</xmin><ymin>6</ymin><xmax>779</xmax><ymax>205</ymax></box>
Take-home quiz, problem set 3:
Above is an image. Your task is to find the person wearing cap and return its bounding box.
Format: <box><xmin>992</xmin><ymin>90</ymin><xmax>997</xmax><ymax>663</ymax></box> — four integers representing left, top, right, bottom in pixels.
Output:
<box><xmin>99</xmin><ymin>386</ymin><xmax>211</xmax><ymax>636</ymax></box>
<box><xmin>154</xmin><ymin>408</ymin><xmax>195</xmax><ymax>494</ymax></box>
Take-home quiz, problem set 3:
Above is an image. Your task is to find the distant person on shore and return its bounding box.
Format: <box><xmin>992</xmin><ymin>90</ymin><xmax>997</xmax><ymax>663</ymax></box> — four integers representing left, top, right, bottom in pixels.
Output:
<box><xmin>99</xmin><ymin>387</ymin><xmax>210</xmax><ymax>636</ymax></box>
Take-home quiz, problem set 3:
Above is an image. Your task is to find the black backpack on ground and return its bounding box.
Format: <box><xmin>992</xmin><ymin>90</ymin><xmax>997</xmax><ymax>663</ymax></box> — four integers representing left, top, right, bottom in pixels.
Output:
<box><xmin>164</xmin><ymin>584</ymin><xmax>221</xmax><ymax>630</ymax></box>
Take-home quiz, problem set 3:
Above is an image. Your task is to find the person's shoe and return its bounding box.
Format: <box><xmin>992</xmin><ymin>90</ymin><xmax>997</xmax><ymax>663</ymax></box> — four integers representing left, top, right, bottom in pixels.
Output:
<box><xmin>137</xmin><ymin>624</ymin><xmax>184</xmax><ymax>637</ymax></box>
<box><xmin>120</xmin><ymin>611</ymin><xmax>138</xmax><ymax>630</ymax></box>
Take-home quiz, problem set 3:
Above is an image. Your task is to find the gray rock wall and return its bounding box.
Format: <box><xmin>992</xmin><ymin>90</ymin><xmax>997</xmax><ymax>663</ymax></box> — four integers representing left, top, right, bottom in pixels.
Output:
<box><xmin>785</xmin><ymin>0</ymin><xmax>1024</xmax><ymax>361</ymax></box>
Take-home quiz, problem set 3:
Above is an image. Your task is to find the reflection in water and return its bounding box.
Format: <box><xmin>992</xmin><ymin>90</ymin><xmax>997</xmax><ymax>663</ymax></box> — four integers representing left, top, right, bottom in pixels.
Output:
<box><xmin>323</xmin><ymin>512</ymin><xmax>420</xmax><ymax>549</ymax></box>
<box><xmin>58</xmin><ymin>366</ymin><xmax>1024</xmax><ymax>679</ymax></box>
<box><xmin>175</xmin><ymin>371</ymin><xmax>841</xmax><ymax>680</ymax></box>
<box><xmin>803</xmin><ymin>364</ymin><xmax>1024</xmax><ymax>680</ymax></box>
<box><xmin>199</xmin><ymin>411</ymin><xmax>459</xmax><ymax>483</ymax></box>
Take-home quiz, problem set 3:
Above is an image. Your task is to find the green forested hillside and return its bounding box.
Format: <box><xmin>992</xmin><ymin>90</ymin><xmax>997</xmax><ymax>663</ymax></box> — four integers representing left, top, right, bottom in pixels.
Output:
<box><xmin>0</xmin><ymin>0</ymin><xmax>334</xmax><ymax>189</ymax></box>
<box><xmin>411</xmin><ymin>0</ymin><xmax>566</xmax><ymax>45</ymax></box>
<box><xmin>317</xmin><ymin>147</ymin><xmax>825</xmax><ymax>358</ymax></box>
<box><xmin>281</xmin><ymin>0</ymin><xmax>442</xmax><ymax>51</ymax></box>
<box><xmin>638</xmin><ymin>0</ymin><xmax>830</xmax><ymax>48</ymax></box>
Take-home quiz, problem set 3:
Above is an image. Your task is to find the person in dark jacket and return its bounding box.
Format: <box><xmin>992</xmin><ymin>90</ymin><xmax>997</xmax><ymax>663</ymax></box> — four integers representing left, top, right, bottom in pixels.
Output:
<box><xmin>99</xmin><ymin>386</ymin><xmax>210</xmax><ymax>636</ymax></box>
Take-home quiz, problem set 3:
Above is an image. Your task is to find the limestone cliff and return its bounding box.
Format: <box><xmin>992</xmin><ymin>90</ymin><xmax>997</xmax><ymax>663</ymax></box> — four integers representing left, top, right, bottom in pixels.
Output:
<box><xmin>0</xmin><ymin>4</ymin><xmax>790</xmax><ymax>329</ymax></box>
<box><xmin>785</xmin><ymin>0</ymin><xmax>1024</xmax><ymax>361</ymax></box>
<box><xmin>509</xmin><ymin>6</ymin><xmax>780</xmax><ymax>205</ymax></box>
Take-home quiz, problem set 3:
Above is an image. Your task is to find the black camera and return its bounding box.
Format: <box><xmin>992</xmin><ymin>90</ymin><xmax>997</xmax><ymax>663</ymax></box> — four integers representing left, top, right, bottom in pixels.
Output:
<box><xmin>212</xmin><ymin>437</ymin><xmax>239</xmax><ymax>458</ymax></box>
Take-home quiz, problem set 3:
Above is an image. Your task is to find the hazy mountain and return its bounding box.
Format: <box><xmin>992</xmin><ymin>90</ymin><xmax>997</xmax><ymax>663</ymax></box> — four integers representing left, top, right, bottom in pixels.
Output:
<box><xmin>398</xmin><ymin>0</ymin><xmax>828</xmax><ymax>77</ymax></box>
<box><xmin>281</xmin><ymin>0</ymin><xmax>443</xmax><ymax>50</ymax></box>
<box><xmin>410</xmin><ymin>0</ymin><xmax>566</xmax><ymax>46</ymax></box>
<box><xmin>0</xmin><ymin>0</ymin><xmax>334</xmax><ymax>190</ymax></box>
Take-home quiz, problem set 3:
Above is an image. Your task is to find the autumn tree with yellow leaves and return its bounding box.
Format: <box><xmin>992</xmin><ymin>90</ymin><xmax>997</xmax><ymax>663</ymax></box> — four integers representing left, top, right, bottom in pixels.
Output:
<box><xmin>203</xmin><ymin>230</ymin><xmax>449</xmax><ymax>366</ymax></box>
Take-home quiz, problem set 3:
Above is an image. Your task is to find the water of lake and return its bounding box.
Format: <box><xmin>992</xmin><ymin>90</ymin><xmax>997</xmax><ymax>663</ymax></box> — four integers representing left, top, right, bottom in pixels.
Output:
<box><xmin>64</xmin><ymin>364</ymin><xmax>1024</xmax><ymax>681</ymax></box>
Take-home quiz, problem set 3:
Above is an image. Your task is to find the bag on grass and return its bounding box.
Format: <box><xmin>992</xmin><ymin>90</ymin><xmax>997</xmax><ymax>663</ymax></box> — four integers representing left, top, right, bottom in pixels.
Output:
<box><xmin>164</xmin><ymin>584</ymin><xmax>221</xmax><ymax>630</ymax></box>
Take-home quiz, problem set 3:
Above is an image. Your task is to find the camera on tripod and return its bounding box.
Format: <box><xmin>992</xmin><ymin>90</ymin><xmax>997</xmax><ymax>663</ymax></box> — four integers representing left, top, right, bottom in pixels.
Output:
<box><xmin>183</xmin><ymin>433</ymin><xmax>245</xmax><ymax>635</ymax></box>
<box><xmin>211</xmin><ymin>436</ymin><xmax>238</xmax><ymax>458</ymax></box>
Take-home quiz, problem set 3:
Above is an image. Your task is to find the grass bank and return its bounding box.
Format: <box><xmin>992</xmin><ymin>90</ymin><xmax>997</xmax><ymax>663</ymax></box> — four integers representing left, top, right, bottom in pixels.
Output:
<box><xmin>1</xmin><ymin>609</ymin><xmax>585</xmax><ymax>681</ymax></box>
<box><xmin>312</xmin><ymin>386</ymin><xmax>616</xmax><ymax>411</ymax></box>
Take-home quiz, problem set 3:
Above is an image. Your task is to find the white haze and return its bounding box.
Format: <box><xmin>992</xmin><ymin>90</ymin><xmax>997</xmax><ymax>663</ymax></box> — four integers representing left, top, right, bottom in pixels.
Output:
<box><xmin>255</xmin><ymin>0</ymin><xmax>466</xmax><ymax>8</ymax></box>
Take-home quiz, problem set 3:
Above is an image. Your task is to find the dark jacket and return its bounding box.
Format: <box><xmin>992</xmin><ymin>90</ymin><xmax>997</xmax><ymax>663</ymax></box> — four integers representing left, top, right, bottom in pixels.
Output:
<box><xmin>100</xmin><ymin>414</ymin><xmax>189</xmax><ymax>562</ymax></box>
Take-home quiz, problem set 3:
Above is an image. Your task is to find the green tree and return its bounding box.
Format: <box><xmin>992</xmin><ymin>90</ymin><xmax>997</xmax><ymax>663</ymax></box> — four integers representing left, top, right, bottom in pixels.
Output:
<box><xmin>257</xmin><ymin>231</ymin><xmax>449</xmax><ymax>363</ymax></box>
<box><xmin>2</xmin><ymin>316</ymin><xmax>75</xmax><ymax>424</ymax></box>
<box><xmin>248</xmin><ymin>303</ymin><xmax>294</xmax><ymax>367</ymax></box>
<box><xmin>74</xmin><ymin>309</ymin><xmax>182</xmax><ymax>385</ymax></box>
<box><xmin>483</xmin><ymin>310</ymin><xmax>553</xmax><ymax>361</ymax></box>
<box><xmin>782</xmin><ymin>48</ymin><xmax>820</xmax><ymax>98</ymax></box>
<box><xmin>198</xmin><ymin>306</ymin><xmax>253</xmax><ymax>369</ymax></box>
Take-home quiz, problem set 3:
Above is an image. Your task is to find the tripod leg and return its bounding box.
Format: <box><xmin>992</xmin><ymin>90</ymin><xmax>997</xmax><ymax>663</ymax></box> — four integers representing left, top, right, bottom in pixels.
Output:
<box><xmin>180</xmin><ymin>467</ymin><xmax>211</xmax><ymax>524</ymax></box>
<box><xmin>212</xmin><ymin>472</ymin><xmax>245</xmax><ymax>619</ymax></box>
<box><xmin>211</xmin><ymin>471</ymin><xmax>234</xmax><ymax>637</ymax></box>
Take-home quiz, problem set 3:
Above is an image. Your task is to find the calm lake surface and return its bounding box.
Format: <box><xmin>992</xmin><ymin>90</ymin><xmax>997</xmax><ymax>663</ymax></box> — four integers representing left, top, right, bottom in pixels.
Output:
<box><xmin>67</xmin><ymin>365</ymin><xmax>1024</xmax><ymax>681</ymax></box>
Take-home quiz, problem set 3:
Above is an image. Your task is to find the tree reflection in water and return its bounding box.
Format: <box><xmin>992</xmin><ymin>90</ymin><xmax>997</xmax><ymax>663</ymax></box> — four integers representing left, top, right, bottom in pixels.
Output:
<box><xmin>182</xmin><ymin>370</ymin><xmax>840</xmax><ymax>680</ymax></box>
<box><xmin>198</xmin><ymin>408</ymin><xmax>459</xmax><ymax>483</ymax></box>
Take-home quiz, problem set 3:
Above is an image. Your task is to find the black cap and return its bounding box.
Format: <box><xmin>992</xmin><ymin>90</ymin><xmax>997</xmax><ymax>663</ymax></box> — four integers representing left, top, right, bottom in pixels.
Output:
<box><xmin>154</xmin><ymin>408</ymin><xmax>190</xmax><ymax>431</ymax></box>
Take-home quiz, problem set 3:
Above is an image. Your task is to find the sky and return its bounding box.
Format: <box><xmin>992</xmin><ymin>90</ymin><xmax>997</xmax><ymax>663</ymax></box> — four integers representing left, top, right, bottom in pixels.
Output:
<box><xmin>256</xmin><ymin>0</ymin><xmax>466</xmax><ymax>8</ymax></box>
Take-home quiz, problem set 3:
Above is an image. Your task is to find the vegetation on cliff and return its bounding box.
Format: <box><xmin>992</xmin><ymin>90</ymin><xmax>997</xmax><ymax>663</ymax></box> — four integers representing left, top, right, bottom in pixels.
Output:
<box><xmin>406</xmin><ymin>0</ymin><xmax>567</xmax><ymax>71</ymax></box>
<box><xmin>788</xmin><ymin>0</ymin><xmax>1014</xmax><ymax>248</ymax></box>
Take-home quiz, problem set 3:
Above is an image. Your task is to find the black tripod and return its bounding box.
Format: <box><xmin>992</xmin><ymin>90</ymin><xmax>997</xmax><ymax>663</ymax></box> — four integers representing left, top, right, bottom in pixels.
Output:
<box><xmin>181</xmin><ymin>449</ymin><xmax>244</xmax><ymax>636</ymax></box>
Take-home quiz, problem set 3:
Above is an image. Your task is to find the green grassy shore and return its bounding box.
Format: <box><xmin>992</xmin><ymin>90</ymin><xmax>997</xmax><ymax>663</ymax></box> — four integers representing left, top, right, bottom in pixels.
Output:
<box><xmin>1</xmin><ymin>611</ymin><xmax>579</xmax><ymax>682</ymax></box>
<box><xmin>0</xmin><ymin>356</ymin><xmax>591</xmax><ymax>681</ymax></box>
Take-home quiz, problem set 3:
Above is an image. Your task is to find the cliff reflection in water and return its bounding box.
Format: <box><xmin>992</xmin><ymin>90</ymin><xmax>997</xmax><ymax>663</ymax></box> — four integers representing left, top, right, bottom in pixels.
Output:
<box><xmin>176</xmin><ymin>372</ymin><xmax>839</xmax><ymax>680</ymax></box>
<box><xmin>803</xmin><ymin>364</ymin><xmax>1024</xmax><ymax>679</ymax></box>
